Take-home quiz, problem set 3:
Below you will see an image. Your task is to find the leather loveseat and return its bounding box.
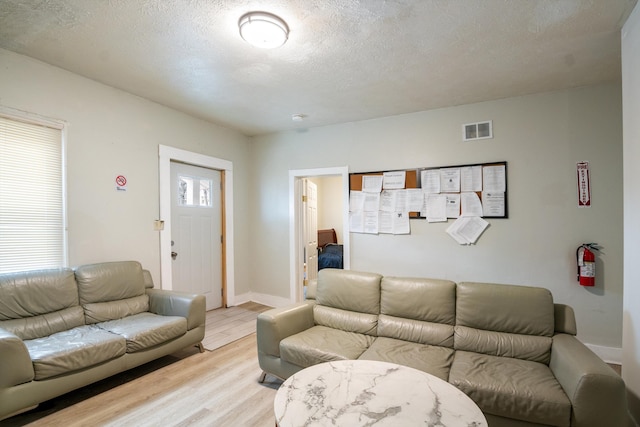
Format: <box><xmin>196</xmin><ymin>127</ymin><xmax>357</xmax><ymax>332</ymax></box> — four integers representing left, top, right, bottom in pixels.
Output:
<box><xmin>257</xmin><ymin>269</ymin><xmax>627</xmax><ymax>427</ymax></box>
<box><xmin>0</xmin><ymin>260</ymin><xmax>205</xmax><ymax>420</ymax></box>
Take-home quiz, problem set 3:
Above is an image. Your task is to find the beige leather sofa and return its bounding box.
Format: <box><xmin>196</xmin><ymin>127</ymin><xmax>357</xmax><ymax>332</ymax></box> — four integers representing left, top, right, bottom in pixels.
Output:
<box><xmin>257</xmin><ymin>269</ymin><xmax>627</xmax><ymax>427</ymax></box>
<box><xmin>0</xmin><ymin>261</ymin><xmax>205</xmax><ymax>421</ymax></box>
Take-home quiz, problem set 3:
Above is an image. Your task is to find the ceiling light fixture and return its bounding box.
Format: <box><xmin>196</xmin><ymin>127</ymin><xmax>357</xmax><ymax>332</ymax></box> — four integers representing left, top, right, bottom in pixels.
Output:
<box><xmin>238</xmin><ymin>12</ymin><xmax>289</xmax><ymax>49</ymax></box>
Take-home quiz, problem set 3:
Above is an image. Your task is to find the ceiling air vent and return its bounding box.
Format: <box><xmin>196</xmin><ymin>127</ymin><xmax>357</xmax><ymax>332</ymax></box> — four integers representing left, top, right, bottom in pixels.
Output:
<box><xmin>463</xmin><ymin>120</ymin><xmax>493</xmax><ymax>141</ymax></box>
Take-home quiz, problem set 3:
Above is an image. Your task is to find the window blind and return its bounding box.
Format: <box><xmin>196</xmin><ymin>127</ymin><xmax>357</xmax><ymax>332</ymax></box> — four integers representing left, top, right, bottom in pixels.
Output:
<box><xmin>0</xmin><ymin>115</ymin><xmax>65</xmax><ymax>273</ymax></box>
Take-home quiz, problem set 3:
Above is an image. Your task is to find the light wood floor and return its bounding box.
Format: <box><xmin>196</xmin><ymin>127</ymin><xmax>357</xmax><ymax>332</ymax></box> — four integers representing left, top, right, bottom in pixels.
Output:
<box><xmin>3</xmin><ymin>334</ymin><xmax>282</xmax><ymax>427</ymax></box>
<box><xmin>202</xmin><ymin>302</ymin><xmax>272</xmax><ymax>351</ymax></box>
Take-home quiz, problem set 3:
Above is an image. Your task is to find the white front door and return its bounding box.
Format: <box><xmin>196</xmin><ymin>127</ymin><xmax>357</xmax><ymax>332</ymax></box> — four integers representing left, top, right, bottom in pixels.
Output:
<box><xmin>303</xmin><ymin>179</ymin><xmax>318</xmax><ymax>285</ymax></box>
<box><xmin>170</xmin><ymin>161</ymin><xmax>222</xmax><ymax>310</ymax></box>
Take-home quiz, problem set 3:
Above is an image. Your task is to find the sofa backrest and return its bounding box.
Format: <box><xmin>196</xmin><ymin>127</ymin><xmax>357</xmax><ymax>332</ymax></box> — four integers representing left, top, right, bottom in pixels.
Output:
<box><xmin>0</xmin><ymin>268</ymin><xmax>84</xmax><ymax>340</ymax></box>
<box><xmin>378</xmin><ymin>277</ymin><xmax>456</xmax><ymax>347</ymax></box>
<box><xmin>455</xmin><ymin>282</ymin><xmax>554</xmax><ymax>364</ymax></box>
<box><xmin>75</xmin><ymin>261</ymin><xmax>149</xmax><ymax>324</ymax></box>
<box><xmin>314</xmin><ymin>269</ymin><xmax>381</xmax><ymax>335</ymax></box>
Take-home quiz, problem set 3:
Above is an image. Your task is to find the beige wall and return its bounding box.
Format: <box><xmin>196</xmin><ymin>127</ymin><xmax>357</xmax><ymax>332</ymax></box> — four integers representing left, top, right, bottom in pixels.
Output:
<box><xmin>251</xmin><ymin>83</ymin><xmax>624</xmax><ymax>354</ymax></box>
<box><xmin>0</xmin><ymin>49</ymin><xmax>253</xmax><ymax>296</ymax></box>
<box><xmin>622</xmin><ymin>3</ymin><xmax>640</xmax><ymax>424</ymax></box>
<box><xmin>309</xmin><ymin>176</ymin><xmax>344</xmax><ymax>243</ymax></box>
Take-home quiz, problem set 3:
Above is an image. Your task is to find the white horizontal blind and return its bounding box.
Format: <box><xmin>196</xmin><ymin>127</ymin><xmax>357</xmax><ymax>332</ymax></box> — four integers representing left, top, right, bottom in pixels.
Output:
<box><xmin>0</xmin><ymin>115</ymin><xmax>65</xmax><ymax>273</ymax></box>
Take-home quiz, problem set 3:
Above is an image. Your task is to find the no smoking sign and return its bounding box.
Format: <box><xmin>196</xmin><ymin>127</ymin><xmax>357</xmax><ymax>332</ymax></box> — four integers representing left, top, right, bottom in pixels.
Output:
<box><xmin>116</xmin><ymin>175</ymin><xmax>127</xmax><ymax>191</ymax></box>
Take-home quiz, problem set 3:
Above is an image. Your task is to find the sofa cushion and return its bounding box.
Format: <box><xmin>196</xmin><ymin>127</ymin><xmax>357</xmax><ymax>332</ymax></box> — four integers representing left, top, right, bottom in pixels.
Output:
<box><xmin>380</xmin><ymin>277</ymin><xmax>455</xmax><ymax>324</ymax></box>
<box><xmin>0</xmin><ymin>268</ymin><xmax>82</xmax><ymax>339</ymax></box>
<box><xmin>83</xmin><ymin>295</ymin><xmax>150</xmax><ymax>325</ymax></box>
<box><xmin>75</xmin><ymin>261</ymin><xmax>147</xmax><ymax>305</ymax></box>
<box><xmin>456</xmin><ymin>282</ymin><xmax>554</xmax><ymax>336</ymax></box>
<box><xmin>75</xmin><ymin>261</ymin><xmax>149</xmax><ymax>323</ymax></box>
<box><xmin>280</xmin><ymin>325</ymin><xmax>374</xmax><ymax>368</ymax></box>
<box><xmin>377</xmin><ymin>314</ymin><xmax>454</xmax><ymax>347</ymax></box>
<box><xmin>314</xmin><ymin>305</ymin><xmax>378</xmax><ymax>335</ymax></box>
<box><xmin>96</xmin><ymin>312</ymin><xmax>187</xmax><ymax>352</ymax></box>
<box><xmin>316</xmin><ymin>269</ymin><xmax>382</xmax><ymax>315</ymax></box>
<box><xmin>455</xmin><ymin>325</ymin><xmax>552</xmax><ymax>364</ymax></box>
<box><xmin>358</xmin><ymin>337</ymin><xmax>454</xmax><ymax>381</ymax></box>
<box><xmin>24</xmin><ymin>325</ymin><xmax>126</xmax><ymax>380</ymax></box>
<box><xmin>0</xmin><ymin>306</ymin><xmax>86</xmax><ymax>341</ymax></box>
<box><xmin>449</xmin><ymin>351</ymin><xmax>571</xmax><ymax>427</ymax></box>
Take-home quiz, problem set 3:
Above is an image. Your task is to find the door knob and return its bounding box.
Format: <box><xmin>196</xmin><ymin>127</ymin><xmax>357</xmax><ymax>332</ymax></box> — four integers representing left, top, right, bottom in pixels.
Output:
<box><xmin>171</xmin><ymin>251</ymin><xmax>178</xmax><ymax>260</ymax></box>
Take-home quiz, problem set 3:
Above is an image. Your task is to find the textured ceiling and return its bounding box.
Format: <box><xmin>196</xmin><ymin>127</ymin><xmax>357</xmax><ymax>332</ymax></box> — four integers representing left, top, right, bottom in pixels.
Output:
<box><xmin>0</xmin><ymin>0</ymin><xmax>637</xmax><ymax>136</ymax></box>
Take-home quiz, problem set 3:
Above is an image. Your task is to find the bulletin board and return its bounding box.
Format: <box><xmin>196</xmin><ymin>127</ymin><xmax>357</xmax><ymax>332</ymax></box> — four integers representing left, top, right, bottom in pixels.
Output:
<box><xmin>349</xmin><ymin>161</ymin><xmax>508</xmax><ymax>219</ymax></box>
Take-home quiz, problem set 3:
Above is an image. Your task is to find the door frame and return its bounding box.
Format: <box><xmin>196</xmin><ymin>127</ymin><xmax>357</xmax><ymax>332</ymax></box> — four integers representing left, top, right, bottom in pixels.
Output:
<box><xmin>289</xmin><ymin>166</ymin><xmax>350</xmax><ymax>303</ymax></box>
<box><xmin>159</xmin><ymin>145</ymin><xmax>235</xmax><ymax>306</ymax></box>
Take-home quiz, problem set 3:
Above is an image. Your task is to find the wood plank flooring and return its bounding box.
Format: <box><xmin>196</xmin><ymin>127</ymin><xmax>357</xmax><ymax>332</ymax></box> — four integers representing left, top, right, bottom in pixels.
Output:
<box><xmin>2</xmin><ymin>334</ymin><xmax>282</xmax><ymax>427</ymax></box>
<box><xmin>202</xmin><ymin>302</ymin><xmax>272</xmax><ymax>351</ymax></box>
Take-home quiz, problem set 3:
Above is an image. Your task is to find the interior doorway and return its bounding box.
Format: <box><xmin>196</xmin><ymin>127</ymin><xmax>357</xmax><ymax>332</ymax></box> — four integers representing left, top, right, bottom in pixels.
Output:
<box><xmin>289</xmin><ymin>167</ymin><xmax>350</xmax><ymax>303</ymax></box>
<box><xmin>159</xmin><ymin>145</ymin><xmax>235</xmax><ymax>307</ymax></box>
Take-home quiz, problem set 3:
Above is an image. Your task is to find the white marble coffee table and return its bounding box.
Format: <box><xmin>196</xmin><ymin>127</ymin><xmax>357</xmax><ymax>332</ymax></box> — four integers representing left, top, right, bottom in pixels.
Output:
<box><xmin>274</xmin><ymin>360</ymin><xmax>487</xmax><ymax>426</ymax></box>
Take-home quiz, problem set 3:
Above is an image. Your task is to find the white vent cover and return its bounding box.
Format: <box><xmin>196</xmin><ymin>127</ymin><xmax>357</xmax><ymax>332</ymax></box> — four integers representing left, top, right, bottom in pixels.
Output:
<box><xmin>463</xmin><ymin>120</ymin><xmax>493</xmax><ymax>141</ymax></box>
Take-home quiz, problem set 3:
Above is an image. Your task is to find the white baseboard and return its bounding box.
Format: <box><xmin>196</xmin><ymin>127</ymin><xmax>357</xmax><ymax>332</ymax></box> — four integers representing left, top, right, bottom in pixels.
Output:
<box><xmin>583</xmin><ymin>342</ymin><xmax>622</xmax><ymax>365</ymax></box>
<box><xmin>230</xmin><ymin>291</ymin><xmax>292</xmax><ymax>308</ymax></box>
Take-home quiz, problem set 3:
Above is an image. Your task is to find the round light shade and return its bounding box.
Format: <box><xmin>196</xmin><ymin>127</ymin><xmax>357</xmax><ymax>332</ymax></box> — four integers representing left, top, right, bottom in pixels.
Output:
<box><xmin>239</xmin><ymin>12</ymin><xmax>289</xmax><ymax>49</ymax></box>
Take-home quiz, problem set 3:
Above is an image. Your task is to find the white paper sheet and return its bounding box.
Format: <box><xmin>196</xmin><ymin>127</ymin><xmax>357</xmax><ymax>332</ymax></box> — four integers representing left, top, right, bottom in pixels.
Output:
<box><xmin>421</xmin><ymin>169</ymin><xmax>441</xmax><ymax>194</ymax></box>
<box><xmin>363</xmin><ymin>192</ymin><xmax>381</xmax><ymax>212</ymax></box>
<box><xmin>426</xmin><ymin>194</ymin><xmax>447</xmax><ymax>222</ymax></box>
<box><xmin>392</xmin><ymin>211</ymin><xmax>410</xmax><ymax>234</ymax></box>
<box><xmin>446</xmin><ymin>193</ymin><xmax>461</xmax><ymax>218</ymax></box>
<box><xmin>461</xmin><ymin>192</ymin><xmax>483</xmax><ymax>217</ymax></box>
<box><xmin>446</xmin><ymin>216</ymin><xmax>489</xmax><ymax>245</ymax></box>
<box><xmin>378</xmin><ymin>211</ymin><xmax>393</xmax><ymax>234</ymax></box>
<box><xmin>383</xmin><ymin>171</ymin><xmax>406</xmax><ymax>189</ymax></box>
<box><xmin>405</xmin><ymin>188</ymin><xmax>424</xmax><ymax>212</ymax></box>
<box><xmin>483</xmin><ymin>165</ymin><xmax>506</xmax><ymax>192</ymax></box>
<box><xmin>363</xmin><ymin>211</ymin><xmax>379</xmax><ymax>234</ymax></box>
<box><xmin>379</xmin><ymin>190</ymin><xmax>396</xmax><ymax>213</ymax></box>
<box><xmin>362</xmin><ymin>175</ymin><xmax>383</xmax><ymax>193</ymax></box>
<box><xmin>349</xmin><ymin>211</ymin><xmax>364</xmax><ymax>233</ymax></box>
<box><xmin>349</xmin><ymin>190</ymin><xmax>365</xmax><ymax>212</ymax></box>
<box><xmin>461</xmin><ymin>166</ymin><xmax>483</xmax><ymax>192</ymax></box>
<box><xmin>482</xmin><ymin>192</ymin><xmax>505</xmax><ymax>217</ymax></box>
<box><xmin>440</xmin><ymin>168</ymin><xmax>461</xmax><ymax>192</ymax></box>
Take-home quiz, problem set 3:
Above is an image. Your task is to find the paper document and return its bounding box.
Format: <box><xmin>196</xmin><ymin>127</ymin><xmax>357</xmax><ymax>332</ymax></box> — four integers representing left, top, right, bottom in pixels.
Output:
<box><xmin>446</xmin><ymin>216</ymin><xmax>489</xmax><ymax>245</ymax></box>
<box><xmin>483</xmin><ymin>165</ymin><xmax>506</xmax><ymax>192</ymax></box>
<box><xmin>383</xmin><ymin>171</ymin><xmax>406</xmax><ymax>189</ymax></box>
<box><xmin>446</xmin><ymin>193</ymin><xmax>461</xmax><ymax>218</ymax></box>
<box><xmin>405</xmin><ymin>188</ymin><xmax>424</xmax><ymax>212</ymax></box>
<box><xmin>349</xmin><ymin>211</ymin><xmax>364</xmax><ymax>233</ymax></box>
<box><xmin>440</xmin><ymin>168</ymin><xmax>461</xmax><ymax>192</ymax></box>
<box><xmin>426</xmin><ymin>194</ymin><xmax>447</xmax><ymax>222</ymax></box>
<box><xmin>461</xmin><ymin>166</ymin><xmax>483</xmax><ymax>192</ymax></box>
<box><xmin>362</xmin><ymin>175</ymin><xmax>383</xmax><ymax>193</ymax></box>
<box><xmin>349</xmin><ymin>190</ymin><xmax>365</xmax><ymax>212</ymax></box>
<box><xmin>363</xmin><ymin>192</ymin><xmax>380</xmax><ymax>212</ymax></box>
<box><xmin>378</xmin><ymin>211</ymin><xmax>393</xmax><ymax>234</ymax></box>
<box><xmin>392</xmin><ymin>211</ymin><xmax>410</xmax><ymax>234</ymax></box>
<box><xmin>363</xmin><ymin>211</ymin><xmax>379</xmax><ymax>234</ymax></box>
<box><xmin>482</xmin><ymin>192</ymin><xmax>505</xmax><ymax>217</ymax></box>
<box><xmin>379</xmin><ymin>190</ymin><xmax>396</xmax><ymax>213</ymax></box>
<box><xmin>461</xmin><ymin>192</ymin><xmax>483</xmax><ymax>216</ymax></box>
<box><xmin>421</xmin><ymin>169</ymin><xmax>441</xmax><ymax>193</ymax></box>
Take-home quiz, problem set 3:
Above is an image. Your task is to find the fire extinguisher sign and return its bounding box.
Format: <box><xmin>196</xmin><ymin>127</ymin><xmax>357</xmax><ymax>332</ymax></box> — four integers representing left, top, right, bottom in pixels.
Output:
<box><xmin>577</xmin><ymin>161</ymin><xmax>591</xmax><ymax>207</ymax></box>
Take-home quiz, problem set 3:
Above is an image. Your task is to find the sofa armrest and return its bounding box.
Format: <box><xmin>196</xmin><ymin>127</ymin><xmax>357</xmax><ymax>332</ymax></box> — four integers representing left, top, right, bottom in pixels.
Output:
<box><xmin>257</xmin><ymin>302</ymin><xmax>315</xmax><ymax>358</ymax></box>
<box><xmin>549</xmin><ymin>334</ymin><xmax>627</xmax><ymax>427</ymax></box>
<box><xmin>0</xmin><ymin>328</ymin><xmax>34</xmax><ymax>388</ymax></box>
<box><xmin>146</xmin><ymin>289</ymin><xmax>206</xmax><ymax>331</ymax></box>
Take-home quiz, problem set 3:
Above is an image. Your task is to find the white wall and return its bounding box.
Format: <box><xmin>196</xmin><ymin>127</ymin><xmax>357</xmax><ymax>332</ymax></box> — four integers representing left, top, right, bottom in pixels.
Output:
<box><xmin>622</xmin><ymin>3</ymin><xmax>640</xmax><ymax>423</ymax></box>
<box><xmin>251</xmin><ymin>83</ymin><xmax>624</xmax><ymax>354</ymax></box>
<box><xmin>0</xmin><ymin>49</ymin><xmax>253</xmax><ymax>296</ymax></box>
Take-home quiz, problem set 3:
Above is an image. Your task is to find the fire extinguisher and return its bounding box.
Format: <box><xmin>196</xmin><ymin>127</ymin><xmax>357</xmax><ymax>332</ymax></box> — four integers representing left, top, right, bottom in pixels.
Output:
<box><xmin>576</xmin><ymin>243</ymin><xmax>599</xmax><ymax>287</ymax></box>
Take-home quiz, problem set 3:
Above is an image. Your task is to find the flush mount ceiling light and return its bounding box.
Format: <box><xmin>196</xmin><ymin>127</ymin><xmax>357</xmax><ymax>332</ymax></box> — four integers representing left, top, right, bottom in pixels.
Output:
<box><xmin>238</xmin><ymin>12</ymin><xmax>289</xmax><ymax>49</ymax></box>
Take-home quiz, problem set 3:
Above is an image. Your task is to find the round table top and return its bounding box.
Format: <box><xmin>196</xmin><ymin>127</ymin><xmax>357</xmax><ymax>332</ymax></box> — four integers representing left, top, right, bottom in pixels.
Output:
<box><xmin>274</xmin><ymin>359</ymin><xmax>487</xmax><ymax>427</ymax></box>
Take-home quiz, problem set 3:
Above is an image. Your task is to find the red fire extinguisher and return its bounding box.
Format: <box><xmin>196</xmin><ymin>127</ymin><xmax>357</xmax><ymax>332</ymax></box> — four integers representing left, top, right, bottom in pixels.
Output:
<box><xmin>576</xmin><ymin>243</ymin><xmax>599</xmax><ymax>287</ymax></box>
